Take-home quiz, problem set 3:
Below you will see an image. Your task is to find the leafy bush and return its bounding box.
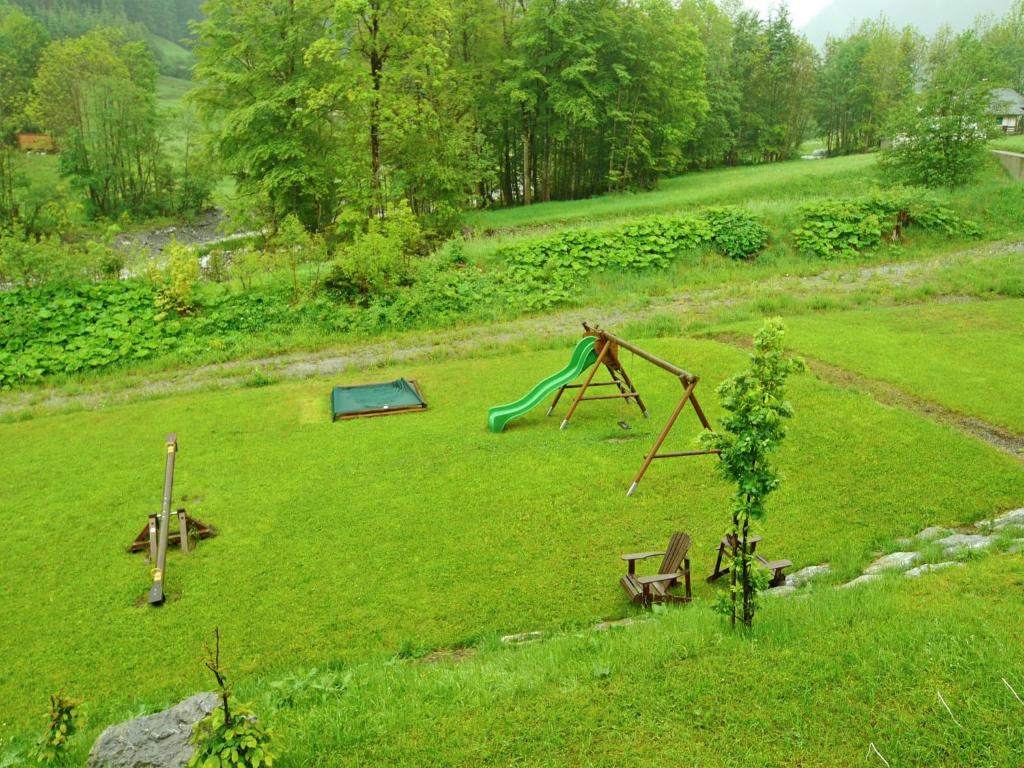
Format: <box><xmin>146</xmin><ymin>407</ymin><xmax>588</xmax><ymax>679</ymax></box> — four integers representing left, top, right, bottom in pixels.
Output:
<box><xmin>189</xmin><ymin>630</ymin><xmax>275</xmax><ymax>768</ymax></box>
<box><xmin>29</xmin><ymin>693</ymin><xmax>80</xmax><ymax>766</ymax></box>
<box><xmin>705</xmin><ymin>207</ymin><xmax>770</xmax><ymax>260</ymax></box>
<box><xmin>188</xmin><ymin>703</ymin><xmax>275</xmax><ymax>768</ymax></box>
<box><xmin>325</xmin><ymin>205</ymin><xmax>424</xmax><ymax>303</ymax></box>
<box><xmin>497</xmin><ymin>214</ymin><xmax>715</xmax><ymax>311</ymax></box>
<box><xmin>792</xmin><ymin>200</ymin><xmax>883</xmax><ymax>259</ymax></box>
<box><xmin>156</xmin><ymin>241</ymin><xmax>201</xmax><ymax>315</ymax></box>
<box><xmin>0</xmin><ymin>229</ymin><xmax>123</xmax><ymax>288</ymax></box>
<box><xmin>792</xmin><ymin>191</ymin><xmax>978</xmax><ymax>259</ymax></box>
<box><xmin>0</xmin><ymin>281</ymin><xmax>180</xmax><ymax>388</ymax></box>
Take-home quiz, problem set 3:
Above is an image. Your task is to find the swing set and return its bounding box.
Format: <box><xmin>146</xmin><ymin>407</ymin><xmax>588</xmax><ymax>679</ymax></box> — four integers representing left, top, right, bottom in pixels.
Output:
<box><xmin>551</xmin><ymin>323</ymin><xmax>719</xmax><ymax>495</ymax></box>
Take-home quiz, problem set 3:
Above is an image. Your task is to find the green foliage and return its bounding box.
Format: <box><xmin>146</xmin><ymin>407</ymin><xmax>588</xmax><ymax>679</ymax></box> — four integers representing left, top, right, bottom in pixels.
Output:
<box><xmin>156</xmin><ymin>240</ymin><xmax>200</xmax><ymax>315</ymax></box>
<box><xmin>0</xmin><ymin>281</ymin><xmax>179</xmax><ymax>388</ymax></box>
<box><xmin>188</xmin><ymin>704</ymin><xmax>275</xmax><ymax>768</ymax></box>
<box><xmin>878</xmin><ymin>31</ymin><xmax>995</xmax><ymax>189</ymax></box>
<box><xmin>792</xmin><ymin>191</ymin><xmax>978</xmax><ymax>259</ymax></box>
<box><xmin>28</xmin><ymin>693</ymin><xmax>79</xmax><ymax>766</ymax></box>
<box><xmin>28</xmin><ymin>28</ymin><xmax>170</xmax><ymax>219</ymax></box>
<box><xmin>266</xmin><ymin>668</ymin><xmax>350</xmax><ymax>711</ymax></box>
<box><xmin>792</xmin><ymin>200</ymin><xmax>883</xmax><ymax>259</ymax></box>
<box><xmin>815</xmin><ymin>19</ymin><xmax>923</xmax><ymax>155</ymax></box>
<box><xmin>705</xmin><ymin>207</ymin><xmax>770</xmax><ymax>260</ymax></box>
<box><xmin>325</xmin><ymin>207</ymin><xmax>424</xmax><ymax>303</ymax></box>
<box><xmin>188</xmin><ymin>630</ymin><xmax>275</xmax><ymax>768</ymax></box>
<box><xmin>0</xmin><ymin>228</ymin><xmax>122</xmax><ymax>287</ymax></box>
<box><xmin>498</xmin><ymin>209</ymin><xmax>772</xmax><ymax>309</ymax></box>
<box><xmin>701</xmin><ymin>320</ymin><xmax>804</xmax><ymax>627</ymax></box>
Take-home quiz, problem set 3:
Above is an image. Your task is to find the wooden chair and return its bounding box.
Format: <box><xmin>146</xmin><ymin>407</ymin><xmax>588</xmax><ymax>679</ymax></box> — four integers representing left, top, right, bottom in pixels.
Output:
<box><xmin>620</xmin><ymin>532</ymin><xmax>692</xmax><ymax>607</ymax></box>
<box><xmin>707</xmin><ymin>533</ymin><xmax>791</xmax><ymax>588</ymax></box>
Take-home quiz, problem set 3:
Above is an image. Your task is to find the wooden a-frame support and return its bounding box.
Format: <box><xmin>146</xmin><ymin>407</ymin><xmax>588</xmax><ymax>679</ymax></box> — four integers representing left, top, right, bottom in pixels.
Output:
<box><xmin>129</xmin><ymin>508</ymin><xmax>214</xmax><ymax>558</ymax></box>
<box><xmin>550</xmin><ymin>323</ymin><xmax>719</xmax><ymax>496</ymax></box>
<box><xmin>129</xmin><ymin>433</ymin><xmax>214</xmax><ymax>607</ymax></box>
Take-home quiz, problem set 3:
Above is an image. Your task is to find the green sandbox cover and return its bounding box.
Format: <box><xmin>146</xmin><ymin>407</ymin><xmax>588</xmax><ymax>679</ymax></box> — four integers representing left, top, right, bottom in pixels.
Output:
<box><xmin>331</xmin><ymin>378</ymin><xmax>427</xmax><ymax>420</ymax></box>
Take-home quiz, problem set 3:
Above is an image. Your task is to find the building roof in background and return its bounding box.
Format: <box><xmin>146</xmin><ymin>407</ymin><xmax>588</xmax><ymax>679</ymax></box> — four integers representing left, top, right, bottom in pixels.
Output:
<box><xmin>990</xmin><ymin>88</ymin><xmax>1024</xmax><ymax>116</ymax></box>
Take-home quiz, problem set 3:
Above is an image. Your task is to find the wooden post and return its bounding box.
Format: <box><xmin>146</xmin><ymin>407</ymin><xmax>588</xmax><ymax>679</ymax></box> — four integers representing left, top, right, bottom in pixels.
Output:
<box><xmin>147</xmin><ymin>433</ymin><xmax>177</xmax><ymax>606</ymax></box>
<box><xmin>610</xmin><ymin>362</ymin><xmax>649</xmax><ymax>417</ymax></box>
<box><xmin>147</xmin><ymin>514</ymin><xmax>158</xmax><ymax>563</ymax></box>
<box><xmin>546</xmin><ymin>384</ymin><xmax>568</xmax><ymax>416</ymax></box>
<box><xmin>627</xmin><ymin>381</ymin><xmax>696</xmax><ymax>497</ymax></box>
<box><xmin>560</xmin><ymin>337</ymin><xmax>612</xmax><ymax>430</ymax></box>
<box><xmin>177</xmin><ymin>509</ymin><xmax>190</xmax><ymax>554</ymax></box>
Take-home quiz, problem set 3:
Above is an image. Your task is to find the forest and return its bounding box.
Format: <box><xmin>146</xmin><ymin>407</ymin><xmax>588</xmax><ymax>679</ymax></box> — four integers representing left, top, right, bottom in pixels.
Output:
<box><xmin>1</xmin><ymin>0</ymin><xmax>1023</xmax><ymax>245</ymax></box>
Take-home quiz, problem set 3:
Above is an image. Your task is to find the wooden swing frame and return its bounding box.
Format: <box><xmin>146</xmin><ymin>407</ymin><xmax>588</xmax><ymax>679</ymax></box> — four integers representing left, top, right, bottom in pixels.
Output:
<box><xmin>549</xmin><ymin>323</ymin><xmax>719</xmax><ymax>496</ymax></box>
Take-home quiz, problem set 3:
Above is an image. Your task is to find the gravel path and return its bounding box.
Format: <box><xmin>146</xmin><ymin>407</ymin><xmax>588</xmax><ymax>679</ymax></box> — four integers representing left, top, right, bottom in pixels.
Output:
<box><xmin>2</xmin><ymin>240</ymin><xmax>1021</xmax><ymax>418</ymax></box>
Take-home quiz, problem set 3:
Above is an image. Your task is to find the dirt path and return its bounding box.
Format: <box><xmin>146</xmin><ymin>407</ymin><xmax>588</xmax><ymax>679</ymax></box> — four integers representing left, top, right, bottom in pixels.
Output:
<box><xmin>2</xmin><ymin>240</ymin><xmax>1021</xmax><ymax>419</ymax></box>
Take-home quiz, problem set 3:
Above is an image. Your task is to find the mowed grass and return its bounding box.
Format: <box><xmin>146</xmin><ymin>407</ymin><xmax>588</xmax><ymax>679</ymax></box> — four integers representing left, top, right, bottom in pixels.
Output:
<box><xmin>466</xmin><ymin>154</ymin><xmax>878</xmax><ymax>234</ymax></box>
<box><xmin>1</xmin><ymin>337</ymin><xmax>1022</xmax><ymax>741</ymax></box>
<box><xmin>266</xmin><ymin>556</ymin><xmax>1024</xmax><ymax>767</ymax></box>
<box><xmin>157</xmin><ymin>75</ymin><xmax>195</xmax><ymax>115</ymax></box>
<box><xmin>719</xmin><ymin>299</ymin><xmax>1024</xmax><ymax>433</ymax></box>
<box><xmin>990</xmin><ymin>133</ymin><xmax>1024</xmax><ymax>153</ymax></box>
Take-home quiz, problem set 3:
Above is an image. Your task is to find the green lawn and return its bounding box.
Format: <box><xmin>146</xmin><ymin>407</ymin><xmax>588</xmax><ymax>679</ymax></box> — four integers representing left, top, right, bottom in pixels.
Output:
<box><xmin>720</xmin><ymin>299</ymin><xmax>1024</xmax><ymax>433</ymax></box>
<box><xmin>1</xmin><ymin>336</ymin><xmax>1022</xmax><ymax>750</ymax></box>
<box><xmin>990</xmin><ymin>133</ymin><xmax>1024</xmax><ymax>153</ymax></box>
<box><xmin>265</xmin><ymin>556</ymin><xmax>1024</xmax><ymax>766</ymax></box>
<box><xmin>157</xmin><ymin>75</ymin><xmax>195</xmax><ymax>114</ymax></box>
<box><xmin>467</xmin><ymin>154</ymin><xmax>878</xmax><ymax>234</ymax></box>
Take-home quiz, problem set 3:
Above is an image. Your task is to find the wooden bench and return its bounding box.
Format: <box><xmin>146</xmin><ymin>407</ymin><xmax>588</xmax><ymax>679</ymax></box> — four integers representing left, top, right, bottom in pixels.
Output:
<box><xmin>708</xmin><ymin>534</ymin><xmax>791</xmax><ymax>588</ymax></box>
<box><xmin>620</xmin><ymin>532</ymin><xmax>692</xmax><ymax>607</ymax></box>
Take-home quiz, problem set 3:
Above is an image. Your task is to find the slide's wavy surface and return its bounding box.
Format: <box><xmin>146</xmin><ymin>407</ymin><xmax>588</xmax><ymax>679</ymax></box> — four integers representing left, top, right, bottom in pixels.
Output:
<box><xmin>487</xmin><ymin>337</ymin><xmax>598</xmax><ymax>433</ymax></box>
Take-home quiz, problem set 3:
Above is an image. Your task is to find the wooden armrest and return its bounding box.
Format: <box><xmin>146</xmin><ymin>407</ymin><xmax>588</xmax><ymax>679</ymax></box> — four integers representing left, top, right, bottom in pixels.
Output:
<box><xmin>636</xmin><ymin>572</ymin><xmax>682</xmax><ymax>585</ymax></box>
<box><xmin>621</xmin><ymin>551</ymin><xmax>664</xmax><ymax>562</ymax></box>
<box><xmin>757</xmin><ymin>558</ymin><xmax>792</xmax><ymax>570</ymax></box>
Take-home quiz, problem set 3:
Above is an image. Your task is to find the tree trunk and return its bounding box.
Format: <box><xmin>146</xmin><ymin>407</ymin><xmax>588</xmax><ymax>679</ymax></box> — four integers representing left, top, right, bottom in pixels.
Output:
<box><xmin>369</xmin><ymin>10</ymin><xmax>384</xmax><ymax>218</ymax></box>
<box><xmin>521</xmin><ymin>108</ymin><xmax>531</xmax><ymax>206</ymax></box>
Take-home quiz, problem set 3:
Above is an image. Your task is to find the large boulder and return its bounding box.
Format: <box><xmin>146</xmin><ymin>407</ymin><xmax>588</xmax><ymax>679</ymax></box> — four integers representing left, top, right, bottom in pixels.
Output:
<box><xmin>88</xmin><ymin>693</ymin><xmax>219</xmax><ymax>768</ymax></box>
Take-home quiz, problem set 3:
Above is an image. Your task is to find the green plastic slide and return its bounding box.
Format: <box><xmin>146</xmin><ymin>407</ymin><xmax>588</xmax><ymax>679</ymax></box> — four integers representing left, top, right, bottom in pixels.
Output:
<box><xmin>487</xmin><ymin>337</ymin><xmax>598</xmax><ymax>433</ymax></box>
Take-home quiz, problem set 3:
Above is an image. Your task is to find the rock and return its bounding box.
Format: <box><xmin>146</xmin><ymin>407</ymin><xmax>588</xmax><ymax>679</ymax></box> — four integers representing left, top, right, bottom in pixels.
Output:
<box><xmin>766</xmin><ymin>585</ymin><xmax>797</xmax><ymax>597</ymax></box>
<box><xmin>864</xmin><ymin>551</ymin><xmax>920</xmax><ymax>574</ymax></box>
<box><xmin>936</xmin><ymin>533</ymin><xmax>995</xmax><ymax>556</ymax></box>
<box><xmin>993</xmin><ymin>508</ymin><xmax>1024</xmax><ymax>530</ymax></box>
<box><xmin>88</xmin><ymin>693</ymin><xmax>219</xmax><ymax>768</ymax></box>
<box><xmin>1007</xmin><ymin>540</ymin><xmax>1024</xmax><ymax>554</ymax></box>
<box><xmin>784</xmin><ymin>564</ymin><xmax>830</xmax><ymax>587</ymax></box>
<box><xmin>915</xmin><ymin>526</ymin><xmax>953</xmax><ymax>541</ymax></box>
<box><xmin>839</xmin><ymin>574</ymin><xmax>879</xmax><ymax>589</ymax></box>
<box><xmin>500</xmin><ymin>631</ymin><xmax>544</xmax><ymax>644</ymax></box>
<box><xmin>905</xmin><ymin>562</ymin><xmax>963</xmax><ymax>578</ymax></box>
<box><xmin>594</xmin><ymin>617</ymin><xmax>650</xmax><ymax>631</ymax></box>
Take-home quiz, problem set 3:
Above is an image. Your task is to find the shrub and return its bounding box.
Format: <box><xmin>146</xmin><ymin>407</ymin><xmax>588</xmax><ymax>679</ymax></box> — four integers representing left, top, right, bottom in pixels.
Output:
<box><xmin>497</xmin><ymin>214</ymin><xmax>715</xmax><ymax>311</ymax></box>
<box><xmin>0</xmin><ymin>281</ymin><xmax>180</xmax><ymax>388</ymax></box>
<box><xmin>792</xmin><ymin>191</ymin><xmax>978</xmax><ymax>259</ymax></box>
<box><xmin>29</xmin><ymin>693</ymin><xmax>80</xmax><ymax>766</ymax></box>
<box><xmin>705</xmin><ymin>207</ymin><xmax>770</xmax><ymax>260</ymax></box>
<box><xmin>325</xmin><ymin>205</ymin><xmax>424</xmax><ymax>303</ymax></box>
<box><xmin>792</xmin><ymin>200</ymin><xmax>883</xmax><ymax>259</ymax></box>
<box><xmin>189</xmin><ymin>630</ymin><xmax>275</xmax><ymax>768</ymax></box>
<box><xmin>157</xmin><ymin>240</ymin><xmax>201</xmax><ymax>315</ymax></box>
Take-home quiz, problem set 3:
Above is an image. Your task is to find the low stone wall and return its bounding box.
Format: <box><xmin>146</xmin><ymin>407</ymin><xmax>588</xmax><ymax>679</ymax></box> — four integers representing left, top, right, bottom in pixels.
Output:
<box><xmin>992</xmin><ymin>150</ymin><xmax>1024</xmax><ymax>180</ymax></box>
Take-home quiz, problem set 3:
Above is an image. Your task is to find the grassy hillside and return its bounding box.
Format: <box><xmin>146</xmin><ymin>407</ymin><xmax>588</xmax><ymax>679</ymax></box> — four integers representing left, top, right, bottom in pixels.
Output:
<box><xmin>0</xmin><ymin>328</ymin><xmax>1022</xmax><ymax>753</ymax></box>
<box><xmin>267</xmin><ymin>558</ymin><xmax>1024</xmax><ymax>766</ymax></box>
<box><xmin>467</xmin><ymin>154</ymin><xmax>878</xmax><ymax>235</ymax></box>
<box><xmin>721</xmin><ymin>299</ymin><xmax>1024</xmax><ymax>432</ymax></box>
<box><xmin>148</xmin><ymin>34</ymin><xmax>194</xmax><ymax>79</ymax></box>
